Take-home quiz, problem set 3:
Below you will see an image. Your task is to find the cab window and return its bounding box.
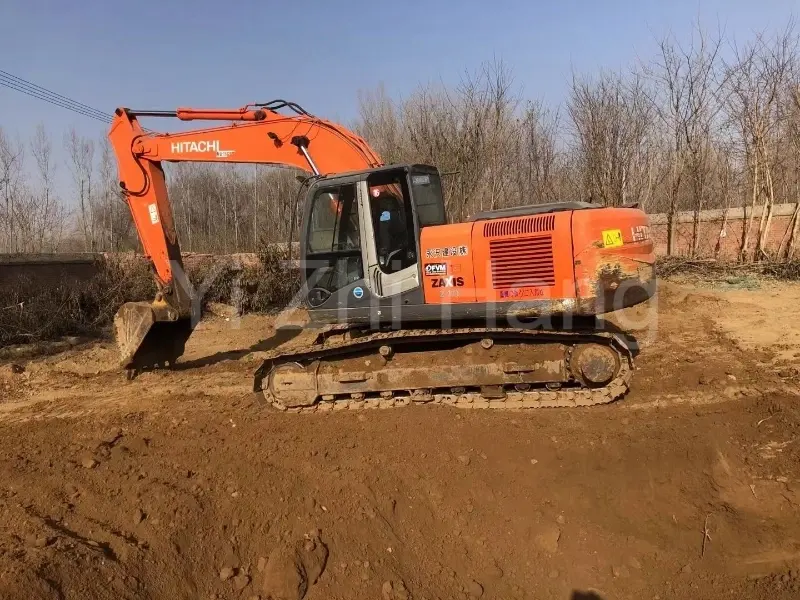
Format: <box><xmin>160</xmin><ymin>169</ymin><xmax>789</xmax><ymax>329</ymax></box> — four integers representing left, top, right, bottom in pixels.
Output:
<box><xmin>305</xmin><ymin>184</ymin><xmax>363</xmax><ymax>300</ymax></box>
<box><xmin>307</xmin><ymin>185</ymin><xmax>360</xmax><ymax>253</ymax></box>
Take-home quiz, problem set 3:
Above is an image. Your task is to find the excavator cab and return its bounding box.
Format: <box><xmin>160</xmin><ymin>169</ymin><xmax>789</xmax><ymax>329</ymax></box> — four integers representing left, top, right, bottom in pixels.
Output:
<box><xmin>301</xmin><ymin>164</ymin><xmax>445</xmax><ymax>313</ymax></box>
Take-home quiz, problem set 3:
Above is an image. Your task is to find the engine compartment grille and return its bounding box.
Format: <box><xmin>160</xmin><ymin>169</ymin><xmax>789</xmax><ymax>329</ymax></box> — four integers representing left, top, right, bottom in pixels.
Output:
<box><xmin>490</xmin><ymin>235</ymin><xmax>555</xmax><ymax>288</ymax></box>
<box><xmin>483</xmin><ymin>214</ymin><xmax>555</xmax><ymax>237</ymax></box>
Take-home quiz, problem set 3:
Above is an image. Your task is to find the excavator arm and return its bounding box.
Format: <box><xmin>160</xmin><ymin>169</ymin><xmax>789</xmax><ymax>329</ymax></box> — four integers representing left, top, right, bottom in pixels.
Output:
<box><xmin>108</xmin><ymin>101</ymin><xmax>383</xmax><ymax>372</ymax></box>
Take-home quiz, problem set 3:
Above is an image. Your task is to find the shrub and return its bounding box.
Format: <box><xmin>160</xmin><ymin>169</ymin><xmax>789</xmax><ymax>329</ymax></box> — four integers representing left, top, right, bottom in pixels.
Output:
<box><xmin>185</xmin><ymin>246</ymin><xmax>300</xmax><ymax>314</ymax></box>
<box><xmin>0</xmin><ymin>247</ymin><xmax>302</xmax><ymax>347</ymax></box>
<box><xmin>0</xmin><ymin>257</ymin><xmax>155</xmax><ymax>346</ymax></box>
<box><xmin>253</xmin><ymin>244</ymin><xmax>301</xmax><ymax>310</ymax></box>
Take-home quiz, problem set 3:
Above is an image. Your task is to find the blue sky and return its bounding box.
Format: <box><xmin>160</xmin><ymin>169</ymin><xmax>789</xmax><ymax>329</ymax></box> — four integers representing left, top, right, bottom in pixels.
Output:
<box><xmin>0</xmin><ymin>0</ymin><xmax>796</xmax><ymax>189</ymax></box>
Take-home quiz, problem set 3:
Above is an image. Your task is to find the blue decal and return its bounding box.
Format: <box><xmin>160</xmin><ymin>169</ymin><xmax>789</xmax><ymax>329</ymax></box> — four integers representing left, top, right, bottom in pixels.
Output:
<box><xmin>353</xmin><ymin>286</ymin><xmax>364</xmax><ymax>299</ymax></box>
<box><xmin>380</xmin><ymin>210</ymin><xmax>391</xmax><ymax>222</ymax></box>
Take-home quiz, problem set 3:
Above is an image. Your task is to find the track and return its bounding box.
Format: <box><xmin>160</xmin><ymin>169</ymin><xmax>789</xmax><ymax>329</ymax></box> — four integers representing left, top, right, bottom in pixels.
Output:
<box><xmin>254</xmin><ymin>326</ymin><xmax>634</xmax><ymax>412</ymax></box>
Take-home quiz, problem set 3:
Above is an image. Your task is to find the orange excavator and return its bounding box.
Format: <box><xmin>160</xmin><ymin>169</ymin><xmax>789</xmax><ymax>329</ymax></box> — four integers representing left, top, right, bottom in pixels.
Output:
<box><xmin>109</xmin><ymin>100</ymin><xmax>655</xmax><ymax>411</ymax></box>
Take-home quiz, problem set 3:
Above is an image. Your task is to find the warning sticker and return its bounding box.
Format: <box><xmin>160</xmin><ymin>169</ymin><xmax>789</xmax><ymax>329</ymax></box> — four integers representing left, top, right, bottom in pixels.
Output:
<box><xmin>148</xmin><ymin>203</ymin><xmax>160</xmax><ymax>225</ymax></box>
<box><xmin>602</xmin><ymin>229</ymin><xmax>624</xmax><ymax>248</ymax></box>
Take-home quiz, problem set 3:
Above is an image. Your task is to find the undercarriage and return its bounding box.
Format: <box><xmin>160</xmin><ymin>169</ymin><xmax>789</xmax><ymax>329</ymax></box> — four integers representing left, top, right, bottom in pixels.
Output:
<box><xmin>253</xmin><ymin>325</ymin><xmax>634</xmax><ymax>412</ymax></box>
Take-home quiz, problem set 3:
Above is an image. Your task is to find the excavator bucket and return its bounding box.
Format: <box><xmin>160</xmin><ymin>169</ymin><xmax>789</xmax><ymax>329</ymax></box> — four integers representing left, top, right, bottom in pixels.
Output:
<box><xmin>114</xmin><ymin>301</ymin><xmax>194</xmax><ymax>373</ymax></box>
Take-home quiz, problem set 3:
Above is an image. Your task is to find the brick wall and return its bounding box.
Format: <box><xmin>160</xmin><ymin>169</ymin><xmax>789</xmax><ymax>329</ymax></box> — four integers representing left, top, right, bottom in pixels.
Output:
<box><xmin>649</xmin><ymin>204</ymin><xmax>798</xmax><ymax>259</ymax></box>
<box><xmin>0</xmin><ymin>252</ymin><xmax>264</xmax><ymax>294</ymax></box>
<box><xmin>0</xmin><ymin>254</ymin><xmax>103</xmax><ymax>291</ymax></box>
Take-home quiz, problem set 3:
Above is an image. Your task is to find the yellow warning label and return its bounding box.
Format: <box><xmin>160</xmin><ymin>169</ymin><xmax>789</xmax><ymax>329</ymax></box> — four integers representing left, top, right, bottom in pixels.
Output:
<box><xmin>602</xmin><ymin>229</ymin><xmax>624</xmax><ymax>248</ymax></box>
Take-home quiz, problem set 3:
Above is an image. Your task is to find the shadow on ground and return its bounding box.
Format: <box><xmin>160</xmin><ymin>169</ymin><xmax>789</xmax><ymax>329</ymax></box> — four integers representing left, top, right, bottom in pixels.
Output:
<box><xmin>571</xmin><ymin>591</ymin><xmax>605</xmax><ymax>600</ymax></box>
<box><xmin>174</xmin><ymin>326</ymin><xmax>307</xmax><ymax>370</ymax></box>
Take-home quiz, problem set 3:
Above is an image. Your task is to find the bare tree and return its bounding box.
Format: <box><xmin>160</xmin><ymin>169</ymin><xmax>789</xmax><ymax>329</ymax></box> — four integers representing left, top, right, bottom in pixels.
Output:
<box><xmin>463</xmin><ymin>59</ymin><xmax>521</xmax><ymax>213</ymax></box>
<box><xmin>358</xmin><ymin>59</ymin><xmax>523</xmax><ymax>220</ymax></box>
<box><xmin>780</xmin><ymin>81</ymin><xmax>800</xmax><ymax>257</ymax></box>
<box><xmin>648</xmin><ymin>24</ymin><xmax>725</xmax><ymax>255</ymax></box>
<box><xmin>0</xmin><ymin>127</ymin><xmax>25</xmax><ymax>253</ymax></box>
<box><xmin>568</xmin><ymin>68</ymin><xmax>654</xmax><ymax>207</ymax></box>
<box><xmin>722</xmin><ymin>23</ymin><xmax>797</xmax><ymax>260</ymax></box>
<box><xmin>64</xmin><ymin>128</ymin><xmax>97</xmax><ymax>251</ymax></box>
<box><xmin>711</xmin><ymin>141</ymin><xmax>740</xmax><ymax>258</ymax></box>
<box><xmin>96</xmin><ymin>136</ymin><xmax>124</xmax><ymax>250</ymax></box>
<box><xmin>27</xmin><ymin>124</ymin><xmax>66</xmax><ymax>251</ymax></box>
<box><xmin>356</xmin><ymin>83</ymin><xmax>406</xmax><ymax>163</ymax></box>
<box><xmin>252</xmin><ymin>164</ymin><xmax>259</xmax><ymax>251</ymax></box>
<box><xmin>515</xmin><ymin>100</ymin><xmax>561</xmax><ymax>204</ymax></box>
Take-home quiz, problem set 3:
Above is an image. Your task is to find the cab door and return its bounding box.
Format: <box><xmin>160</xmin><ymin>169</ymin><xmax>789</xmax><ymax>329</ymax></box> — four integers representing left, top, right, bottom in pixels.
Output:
<box><xmin>357</xmin><ymin>171</ymin><xmax>420</xmax><ymax>299</ymax></box>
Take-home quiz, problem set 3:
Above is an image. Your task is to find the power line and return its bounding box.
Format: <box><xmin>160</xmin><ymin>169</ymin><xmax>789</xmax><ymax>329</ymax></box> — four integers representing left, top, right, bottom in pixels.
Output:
<box><xmin>0</xmin><ymin>78</ymin><xmax>109</xmax><ymax>123</ymax></box>
<box><xmin>0</xmin><ymin>69</ymin><xmax>113</xmax><ymax>123</ymax></box>
<box><xmin>0</xmin><ymin>69</ymin><xmax>112</xmax><ymax>120</ymax></box>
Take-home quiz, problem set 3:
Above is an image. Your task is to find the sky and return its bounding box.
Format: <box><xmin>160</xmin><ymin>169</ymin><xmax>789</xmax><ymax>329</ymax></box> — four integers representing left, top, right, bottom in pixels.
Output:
<box><xmin>0</xmin><ymin>0</ymin><xmax>797</xmax><ymax>192</ymax></box>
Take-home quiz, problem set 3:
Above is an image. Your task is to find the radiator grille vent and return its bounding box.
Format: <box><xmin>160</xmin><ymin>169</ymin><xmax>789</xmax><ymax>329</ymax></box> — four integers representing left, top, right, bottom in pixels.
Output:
<box><xmin>483</xmin><ymin>214</ymin><xmax>555</xmax><ymax>237</ymax></box>
<box><xmin>490</xmin><ymin>235</ymin><xmax>555</xmax><ymax>288</ymax></box>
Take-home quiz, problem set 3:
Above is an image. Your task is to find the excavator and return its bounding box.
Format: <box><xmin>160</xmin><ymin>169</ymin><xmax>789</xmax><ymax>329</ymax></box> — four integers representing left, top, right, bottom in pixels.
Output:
<box><xmin>109</xmin><ymin>100</ymin><xmax>656</xmax><ymax>412</ymax></box>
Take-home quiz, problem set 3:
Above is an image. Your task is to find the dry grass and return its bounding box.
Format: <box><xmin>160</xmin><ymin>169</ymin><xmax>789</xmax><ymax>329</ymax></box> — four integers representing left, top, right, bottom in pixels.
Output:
<box><xmin>656</xmin><ymin>256</ymin><xmax>800</xmax><ymax>283</ymax></box>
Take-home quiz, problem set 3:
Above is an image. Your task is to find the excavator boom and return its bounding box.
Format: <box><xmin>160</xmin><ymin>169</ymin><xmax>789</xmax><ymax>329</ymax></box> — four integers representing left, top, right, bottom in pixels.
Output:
<box><xmin>110</xmin><ymin>103</ymin><xmax>381</xmax><ymax>287</ymax></box>
<box><xmin>109</xmin><ymin>102</ymin><xmax>382</xmax><ymax>371</ymax></box>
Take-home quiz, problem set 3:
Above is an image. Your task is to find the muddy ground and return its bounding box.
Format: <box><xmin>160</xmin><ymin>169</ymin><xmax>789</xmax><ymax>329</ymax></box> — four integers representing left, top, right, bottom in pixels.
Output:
<box><xmin>1</xmin><ymin>279</ymin><xmax>799</xmax><ymax>600</ymax></box>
